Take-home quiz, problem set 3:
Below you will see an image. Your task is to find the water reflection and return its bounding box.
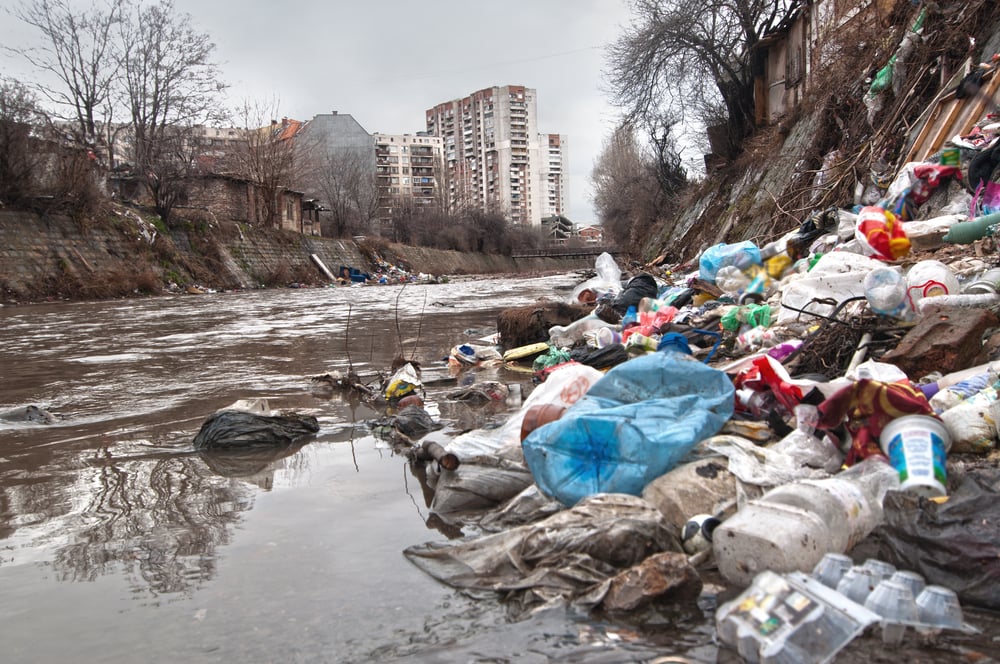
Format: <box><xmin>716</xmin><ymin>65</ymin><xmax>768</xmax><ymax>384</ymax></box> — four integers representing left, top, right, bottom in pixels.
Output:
<box><xmin>199</xmin><ymin>441</ymin><xmax>307</xmax><ymax>483</ymax></box>
<box><xmin>53</xmin><ymin>452</ymin><xmax>250</xmax><ymax>594</ymax></box>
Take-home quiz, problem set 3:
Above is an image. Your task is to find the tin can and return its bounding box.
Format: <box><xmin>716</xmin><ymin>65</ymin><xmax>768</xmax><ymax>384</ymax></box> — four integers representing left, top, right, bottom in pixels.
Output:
<box><xmin>963</xmin><ymin>267</ymin><xmax>1000</xmax><ymax>295</ymax></box>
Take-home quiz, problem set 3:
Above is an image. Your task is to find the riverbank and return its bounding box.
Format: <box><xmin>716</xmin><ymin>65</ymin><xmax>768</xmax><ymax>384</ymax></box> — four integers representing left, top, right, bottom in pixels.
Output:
<box><xmin>0</xmin><ymin>207</ymin><xmax>601</xmax><ymax>305</ymax></box>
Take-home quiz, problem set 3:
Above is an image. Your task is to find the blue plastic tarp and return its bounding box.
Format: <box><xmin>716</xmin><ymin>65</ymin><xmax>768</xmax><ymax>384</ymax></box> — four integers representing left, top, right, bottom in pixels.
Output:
<box><xmin>522</xmin><ymin>352</ymin><xmax>735</xmax><ymax>506</ymax></box>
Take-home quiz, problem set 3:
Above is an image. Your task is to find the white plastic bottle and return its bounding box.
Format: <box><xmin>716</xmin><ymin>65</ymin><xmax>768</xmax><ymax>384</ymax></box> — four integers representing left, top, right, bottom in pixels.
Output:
<box><xmin>548</xmin><ymin>314</ymin><xmax>616</xmax><ymax>348</ymax></box>
<box><xmin>906</xmin><ymin>259</ymin><xmax>959</xmax><ymax>311</ymax></box>
<box><xmin>713</xmin><ymin>457</ymin><xmax>900</xmax><ymax>586</ymax></box>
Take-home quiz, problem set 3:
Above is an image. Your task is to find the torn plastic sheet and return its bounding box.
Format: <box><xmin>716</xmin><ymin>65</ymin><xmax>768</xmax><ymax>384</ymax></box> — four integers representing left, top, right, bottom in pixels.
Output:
<box><xmin>404</xmin><ymin>493</ymin><xmax>680</xmax><ymax>619</ymax></box>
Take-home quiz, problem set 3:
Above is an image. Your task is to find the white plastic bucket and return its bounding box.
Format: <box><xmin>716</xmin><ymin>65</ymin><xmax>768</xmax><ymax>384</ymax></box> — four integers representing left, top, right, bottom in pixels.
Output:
<box><xmin>879</xmin><ymin>415</ymin><xmax>949</xmax><ymax>497</ymax></box>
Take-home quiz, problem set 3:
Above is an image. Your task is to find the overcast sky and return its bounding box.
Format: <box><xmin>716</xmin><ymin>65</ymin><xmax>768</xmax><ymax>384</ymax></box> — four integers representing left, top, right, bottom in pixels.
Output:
<box><xmin>1</xmin><ymin>0</ymin><xmax>636</xmax><ymax>224</ymax></box>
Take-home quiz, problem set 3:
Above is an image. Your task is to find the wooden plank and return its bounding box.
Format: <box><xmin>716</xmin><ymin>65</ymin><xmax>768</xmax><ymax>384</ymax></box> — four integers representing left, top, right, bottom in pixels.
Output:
<box><xmin>916</xmin><ymin>69</ymin><xmax>1000</xmax><ymax>161</ymax></box>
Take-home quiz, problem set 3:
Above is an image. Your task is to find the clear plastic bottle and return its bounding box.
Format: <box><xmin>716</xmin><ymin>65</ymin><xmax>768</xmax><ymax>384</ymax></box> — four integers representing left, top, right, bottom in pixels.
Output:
<box><xmin>864</xmin><ymin>266</ymin><xmax>911</xmax><ymax>319</ymax></box>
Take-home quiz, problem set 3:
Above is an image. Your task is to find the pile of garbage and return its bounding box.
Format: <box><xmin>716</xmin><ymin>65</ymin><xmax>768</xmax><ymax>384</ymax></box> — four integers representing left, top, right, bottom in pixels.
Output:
<box><xmin>392</xmin><ymin>78</ymin><xmax>1000</xmax><ymax>661</ymax></box>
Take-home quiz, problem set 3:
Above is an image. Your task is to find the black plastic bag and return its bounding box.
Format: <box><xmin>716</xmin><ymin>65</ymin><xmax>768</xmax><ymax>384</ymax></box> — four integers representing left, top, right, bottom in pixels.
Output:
<box><xmin>192</xmin><ymin>409</ymin><xmax>319</xmax><ymax>449</ymax></box>
<box><xmin>569</xmin><ymin>343</ymin><xmax>629</xmax><ymax>370</ymax></box>
<box><xmin>872</xmin><ymin>469</ymin><xmax>1000</xmax><ymax>610</ymax></box>
<box><xmin>611</xmin><ymin>273</ymin><xmax>659</xmax><ymax>315</ymax></box>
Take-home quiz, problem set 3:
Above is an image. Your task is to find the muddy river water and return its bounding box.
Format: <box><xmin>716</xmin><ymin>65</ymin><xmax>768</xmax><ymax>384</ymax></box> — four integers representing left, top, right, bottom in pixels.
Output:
<box><xmin>1</xmin><ymin>274</ymin><xmax>997</xmax><ymax>663</ymax></box>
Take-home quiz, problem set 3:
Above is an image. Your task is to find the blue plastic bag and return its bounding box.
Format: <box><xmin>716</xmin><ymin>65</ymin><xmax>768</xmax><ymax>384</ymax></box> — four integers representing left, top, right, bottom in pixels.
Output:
<box><xmin>698</xmin><ymin>241</ymin><xmax>762</xmax><ymax>284</ymax></box>
<box><xmin>521</xmin><ymin>352</ymin><xmax>735</xmax><ymax>506</ymax></box>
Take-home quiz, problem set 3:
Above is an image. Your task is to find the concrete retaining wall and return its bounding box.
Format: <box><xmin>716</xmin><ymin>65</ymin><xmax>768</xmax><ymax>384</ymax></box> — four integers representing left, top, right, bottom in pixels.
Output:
<box><xmin>0</xmin><ymin>210</ymin><xmax>598</xmax><ymax>302</ymax></box>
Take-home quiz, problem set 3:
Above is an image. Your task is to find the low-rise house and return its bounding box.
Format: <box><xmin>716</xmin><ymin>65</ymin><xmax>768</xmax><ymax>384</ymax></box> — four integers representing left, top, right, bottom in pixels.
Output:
<box><xmin>578</xmin><ymin>224</ymin><xmax>604</xmax><ymax>244</ymax></box>
<box><xmin>182</xmin><ymin>173</ymin><xmax>307</xmax><ymax>233</ymax></box>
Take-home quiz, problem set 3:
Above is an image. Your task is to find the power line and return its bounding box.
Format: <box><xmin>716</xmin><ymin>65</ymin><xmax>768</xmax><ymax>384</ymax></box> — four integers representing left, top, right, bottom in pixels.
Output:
<box><xmin>373</xmin><ymin>45</ymin><xmax>603</xmax><ymax>84</ymax></box>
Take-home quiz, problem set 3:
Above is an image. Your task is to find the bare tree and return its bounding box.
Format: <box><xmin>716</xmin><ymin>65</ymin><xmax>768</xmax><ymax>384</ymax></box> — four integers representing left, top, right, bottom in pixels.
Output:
<box><xmin>117</xmin><ymin>0</ymin><xmax>226</xmax><ymax>222</ymax></box>
<box><xmin>230</xmin><ymin>99</ymin><xmax>304</xmax><ymax>228</ymax></box>
<box><xmin>8</xmin><ymin>0</ymin><xmax>126</xmax><ymax>159</ymax></box>
<box><xmin>314</xmin><ymin>148</ymin><xmax>377</xmax><ymax>238</ymax></box>
<box><xmin>606</xmin><ymin>0</ymin><xmax>795</xmax><ymax>156</ymax></box>
<box><xmin>5</xmin><ymin>0</ymin><xmax>127</xmax><ymax>147</ymax></box>
<box><xmin>591</xmin><ymin>123</ymin><xmax>663</xmax><ymax>248</ymax></box>
<box><xmin>0</xmin><ymin>78</ymin><xmax>46</xmax><ymax>204</ymax></box>
<box><xmin>646</xmin><ymin>114</ymin><xmax>687</xmax><ymax>195</ymax></box>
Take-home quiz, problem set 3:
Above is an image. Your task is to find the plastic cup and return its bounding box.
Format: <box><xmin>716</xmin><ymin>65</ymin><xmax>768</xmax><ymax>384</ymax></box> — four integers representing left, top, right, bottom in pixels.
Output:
<box><xmin>812</xmin><ymin>552</ymin><xmax>853</xmax><ymax>589</ymax></box>
<box><xmin>505</xmin><ymin>383</ymin><xmax>522</xmax><ymax>407</ymax></box>
<box><xmin>879</xmin><ymin>415</ymin><xmax>949</xmax><ymax>497</ymax></box>
<box><xmin>594</xmin><ymin>327</ymin><xmax>621</xmax><ymax>348</ymax></box>
<box><xmin>916</xmin><ymin>585</ymin><xmax>964</xmax><ymax>630</ymax></box>
<box><xmin>837</xmin><ymin>566</ymin><xmax>878</xmax><ymax>604</ymax></box>
<box><xmin>889</xmin><ymin>570</ymin><xmax>925</xmax><ymax>599</ymax></box>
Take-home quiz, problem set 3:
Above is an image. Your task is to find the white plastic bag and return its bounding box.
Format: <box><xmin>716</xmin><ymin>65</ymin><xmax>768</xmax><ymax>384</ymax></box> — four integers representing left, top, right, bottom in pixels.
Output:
<box><xmin>777</xmin><ymin>252</ymin><xmax>884</xmax><ymax>325</ymax></box>
<box><xmin>569</xmin><ymin>252</ymin><xmax>622</xmax><ymax>303</ymax></box>
<box><xmin>447</xmin><ymin>363</ymin><xmax>605</xmax><ymax>460</ymax></box>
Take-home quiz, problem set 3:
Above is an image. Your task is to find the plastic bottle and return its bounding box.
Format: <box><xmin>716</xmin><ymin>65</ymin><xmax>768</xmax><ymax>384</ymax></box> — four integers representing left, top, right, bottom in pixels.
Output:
<box><xmin>863</xmin><ymin>266</ymin><xmax>910</xmax><ymax>319</ymax></box>
<box><xmin>905</xmin><ymin>260</ymin><xmax>959</xmax><ymax>311</ymax></box>
<box><xmin>548</xmin><ymin>314</ymin><xmax>616</xmax><ymax>348</ymax></box>
<box><xmin>714</xmin><ymin>457</ymin><xmax>900</xmax><ymax>586</ymax></box>
<box><xmin>942</xmin><ymin>210</ymin><xmax>1000</xmax><ymax>244</ymax></box>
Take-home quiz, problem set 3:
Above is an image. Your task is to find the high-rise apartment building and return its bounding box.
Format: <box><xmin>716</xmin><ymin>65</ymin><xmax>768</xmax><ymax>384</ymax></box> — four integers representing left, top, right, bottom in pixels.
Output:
<box><xmin>372</xmin><ymin>132</ymin><xmax>444</xmax><ymax>223</ymax></box>
<box><xmin>425</xmin><ymin>85</ymin><xmax>567</xmax><ymax>226</ymax></box>
<box><xmin>536</xmin><ymin>134</ymin><xmax>567</xmax><ymax>219</ymax></box>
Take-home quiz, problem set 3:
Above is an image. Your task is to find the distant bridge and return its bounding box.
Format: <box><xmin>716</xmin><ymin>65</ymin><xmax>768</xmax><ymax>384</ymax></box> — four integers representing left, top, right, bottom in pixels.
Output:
<box><xmin>511</xmin><ymin>246</ymin><xmax>624</xmax><ymax>259</ymax></box>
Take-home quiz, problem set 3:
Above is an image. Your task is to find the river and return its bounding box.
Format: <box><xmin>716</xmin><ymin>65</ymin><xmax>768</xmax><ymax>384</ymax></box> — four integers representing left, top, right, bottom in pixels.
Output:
<box><xmin>0</xmin><ymin>275</ymin><xmax>996</xmax><ymax>664</ymax></box>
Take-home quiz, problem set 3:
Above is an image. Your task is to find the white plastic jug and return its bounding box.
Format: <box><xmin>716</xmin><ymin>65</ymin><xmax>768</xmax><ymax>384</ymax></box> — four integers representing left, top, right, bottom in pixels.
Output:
<box><xmin>714</xmin><ymin>458</ymin><xmax>900</xmax><ymax>586</ymax></box>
